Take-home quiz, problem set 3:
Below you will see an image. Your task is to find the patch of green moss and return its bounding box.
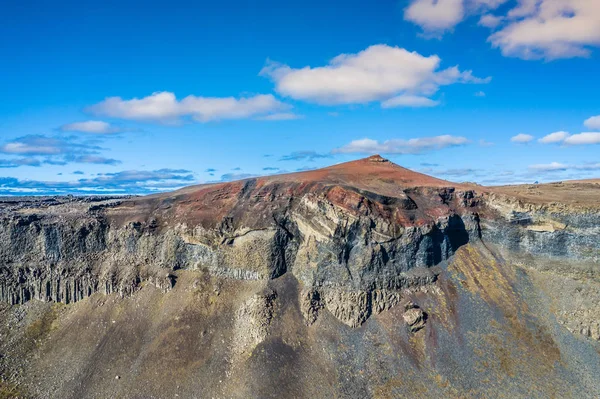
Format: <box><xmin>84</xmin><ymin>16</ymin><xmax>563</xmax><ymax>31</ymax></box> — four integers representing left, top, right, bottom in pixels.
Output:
<box><xmin>0</xmin><ymin>380</ymin><xmax>24</xmax><ymax>399</ymax></box>
<box><xmin>24</xmin><ymin>304</ymin><xmax>62</xmax><ymax>347</ymax></box>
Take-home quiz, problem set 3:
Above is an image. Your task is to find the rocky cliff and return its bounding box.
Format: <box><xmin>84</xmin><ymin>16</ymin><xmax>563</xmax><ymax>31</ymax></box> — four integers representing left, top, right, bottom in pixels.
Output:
<box><xmin>1</xmin><ymin>156</ymin><xmax>599</xmax><ymax>398</ymax></box>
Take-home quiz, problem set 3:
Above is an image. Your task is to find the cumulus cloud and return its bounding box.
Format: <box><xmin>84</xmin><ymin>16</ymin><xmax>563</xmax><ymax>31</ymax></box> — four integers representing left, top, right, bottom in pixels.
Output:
<box><xmin>404</xmin><ymin>0</ymin><xmax>600</xmax><ymax>60</ymax></box>
<box><xmin>584</xmin><ymin>115</ymin><xmax>600</xmax><ymax>130</ymax></box>
<box><xmin>60</xmin><ymin>120</ymin><xmax>122</xmax><ymax>134</ymax></box>
<box><xmin>538</xmin><ymin>131</ymin><xmax>570</xmax><ymax>143</ymax></box>
<box><xmin>404</xmin><ymin>0</ymin><xmax>465</xmax><ymax>32</ymax></box>
<box><xmin>563</xmin><ymin>132</ymin><xmax>600</xmax><ymax>145</ymax></box>
<box><xmin>538</xmin><ymin>132</ymin><xmax>600</xmax><ymax>145</ymax></box>
<box><xmin>489</xmin><ymin>0</ymin><xmax>600</xmax><ymax>60</ymax></box>
<box><xmin>510</xmin><ymin>133</ymin><xmax>534</xmax><ymax>143</ymax></box>
<box><xmin>333</xmin><ymin>135</ymin><xmax>468</xmax><ymax>154</ymax></box>
<box><xmin>404</xmin><ymin>0</ymin><xmax>509</xmax><ymax>33</ymax></box>
<box><xmin>537</xmin><ymin>131</ymin><xmax>600</xmax><ymax>145</ymax></box>
<box><xmin>260</xmin><ymin>45</ymin><xmax>489</xmax><ymax>107</ymax></box>
<box><xmin>87</xmin><ymin>92</ymin><xmax>291</xmax><ymax>123</ymax></box>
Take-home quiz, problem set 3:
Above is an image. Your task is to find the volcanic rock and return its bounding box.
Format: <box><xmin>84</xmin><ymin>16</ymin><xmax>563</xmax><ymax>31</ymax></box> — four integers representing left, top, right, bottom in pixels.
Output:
<box><xmin>0</xmin><ymin>156</ymin><xmax>599</xmax><ymax>398</ymax></box>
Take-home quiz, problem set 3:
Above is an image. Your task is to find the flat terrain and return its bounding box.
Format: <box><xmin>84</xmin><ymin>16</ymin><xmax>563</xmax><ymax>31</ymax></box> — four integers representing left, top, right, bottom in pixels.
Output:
<box><xmin>490</xmin><ymin>179</ymin><xmax>600</xmax><ymax>209</ymax></box>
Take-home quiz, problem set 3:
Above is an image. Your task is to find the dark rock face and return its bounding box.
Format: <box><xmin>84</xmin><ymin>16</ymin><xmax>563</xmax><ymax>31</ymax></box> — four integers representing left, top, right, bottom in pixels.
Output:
<box><xmin>0</xmin><ymin>210</ymin><xmax>176</xmax><ymax>305</ymax></box>
<box><xmin>480</xmin><ymin>201</ymin><xmax>600</xmax><ymax>264</ymax></box>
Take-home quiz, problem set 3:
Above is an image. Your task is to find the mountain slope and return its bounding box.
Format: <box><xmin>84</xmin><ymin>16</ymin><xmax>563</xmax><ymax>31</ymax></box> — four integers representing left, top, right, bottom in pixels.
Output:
<box><xmin>1</xmin><ymin>156</ymin><xmax>599</xmax><ymax>398</ymax></box>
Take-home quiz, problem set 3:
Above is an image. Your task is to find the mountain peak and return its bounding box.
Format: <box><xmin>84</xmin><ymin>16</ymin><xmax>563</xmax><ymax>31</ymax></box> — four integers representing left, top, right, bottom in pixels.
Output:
<box><xmin>365</xmin><ymin>154</ymin><xmax>389</xmax><ymax>163</ymax></box>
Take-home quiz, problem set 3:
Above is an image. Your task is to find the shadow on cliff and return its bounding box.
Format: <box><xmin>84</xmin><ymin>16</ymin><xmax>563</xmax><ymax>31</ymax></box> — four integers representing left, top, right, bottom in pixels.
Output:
<box><xmin>419</xmin><ymin>214</ymin><xmax>472</xmax><ymax>269</ymax></box>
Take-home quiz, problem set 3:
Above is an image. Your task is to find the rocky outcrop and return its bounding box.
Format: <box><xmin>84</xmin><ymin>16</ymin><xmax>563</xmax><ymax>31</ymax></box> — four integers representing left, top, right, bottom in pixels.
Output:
<box><xmin>481</xmin><ymin>193</ymin><xmax>600</xmax><ymax>266</ymax></box>
<box><xmin>233</xmin><ymin>289</ymin><xmax>278</xmax><ymax>357</ymax></box>
<box><xmin>0</xmin><ymin>212</ymin><xmax>181</xmax><ymax>305</ymax></box>
<box><xmin>402</xmin><ymin>302</ymin><xmax>427</xmax><ymax>332</ymax></box>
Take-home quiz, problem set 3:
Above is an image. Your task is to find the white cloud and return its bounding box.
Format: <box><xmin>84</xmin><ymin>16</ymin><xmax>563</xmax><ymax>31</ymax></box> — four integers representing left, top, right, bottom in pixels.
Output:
<box><xmin>0</xmin><ymin>135</ymin><xmax>120</xmax><ymax>166</ymax></box>
<box><xmin>381</xmin><ymin>95</ymin><xmax>440</xmax><ymax>108</ymax></box>
<box><xmin>60</xmin><ymin>120</ymin><xmax>121</xmax><ymax>134</ymax></box>
<box><xmin>536</xmin><ymin>129</ymin><xmax>600</xmax><ymax>145</ymax></box>
<box><xmin>404</xmin><ymin>0</ymin><xmax>465</xmax><ymax>32</ymax></box>
<box><xmin>478</xmin><ymin>14</ymin><xmax>504</xmax><ymax>28</ymax></box>
<box><xmin>403</xmin><ymin>0</ymin><xmax>600</xmax><ymax>60</ymax></box>
<box><xmin>584</xmin><ymin>115</ymin><xmax>600</xmax><ymax>130</ymax></box>
<box><xmin>404</xmin><ymin>0</ymin><xmax>509</xmax><ymax>33</ymax></box>
<box><xmin>332</xmin><ymin>135</ymin><xmax>469</xmax><ymax>154</ymax></box>
<box><xmin>474</xmin><ymin>91</ymin><xmax>486</xmax><ymax>97</ymax></box>
<box><xmin>511</xmin><ymin>133</ymin><xmax>534</xmax><ymax>143</ymax></box>
<box><xmin>563</xmin><ymin>132</ymin><xmax>600</xmax><ymax>145</ymax></box>
<box><xmin>87</xmin><ymin>92</ymin><xmax>291</xmax><ymax>123</ymax></box>
<box><xmin>529</xmin><ymin>162</ymin><xmax>568</xmax><ymax>171</ymax></box>
<box><xmin>260</xmin><ymin>45</ymin><xmax>489</xmax><ymax>107</ymax></box>
<box><xmin>489</xmin><ymin>0</ymin><xmax>600</xmax><ymax>60</ymax></box>
<box><xmin>538</xmin><ymin>131</ymin><xmax>570</xmax><ymax>143</ymax></box>
<box><xmin>1</xmin><ymin>139</ymin><xmax>62</xmax><ymax>155</ymax></box>
<box><xmin>254</xmin><ymin>112</ymin><xmax>303</xmax><ymax>121</ymax></box>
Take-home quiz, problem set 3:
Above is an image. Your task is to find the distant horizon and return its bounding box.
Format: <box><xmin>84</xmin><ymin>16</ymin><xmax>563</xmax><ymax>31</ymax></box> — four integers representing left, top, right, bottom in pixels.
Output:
<box><xmin>1</xmin><ymin>154</ymin><xmax>596</xmax><ymax>197</ymax></box>
<box><xmin>1</xmin><ymin>1</ymin><xmax>599</xmax><ymax>195</ymax></box>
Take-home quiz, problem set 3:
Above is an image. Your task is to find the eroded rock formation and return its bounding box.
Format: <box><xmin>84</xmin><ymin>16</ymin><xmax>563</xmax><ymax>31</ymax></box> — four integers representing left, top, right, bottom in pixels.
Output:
<box><xmin>0</xmin><ymin>156</ymin><xmax>483</xmax><ymax>328</ymax></box>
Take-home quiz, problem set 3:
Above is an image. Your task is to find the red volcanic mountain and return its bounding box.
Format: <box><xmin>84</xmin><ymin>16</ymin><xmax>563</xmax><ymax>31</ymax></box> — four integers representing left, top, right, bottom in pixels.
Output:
<box><xmin>116</xmin><ymin>155</ymin><xmax>477</xmax><ymax>230</ymax></box>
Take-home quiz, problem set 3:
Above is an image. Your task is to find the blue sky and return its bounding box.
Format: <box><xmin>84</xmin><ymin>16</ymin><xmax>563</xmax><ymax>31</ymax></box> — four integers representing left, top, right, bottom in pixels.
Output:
<box><xmin>1</xmin><ymin>0</ymin><xmax>599</xmax><ymax>195</ymax></box>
